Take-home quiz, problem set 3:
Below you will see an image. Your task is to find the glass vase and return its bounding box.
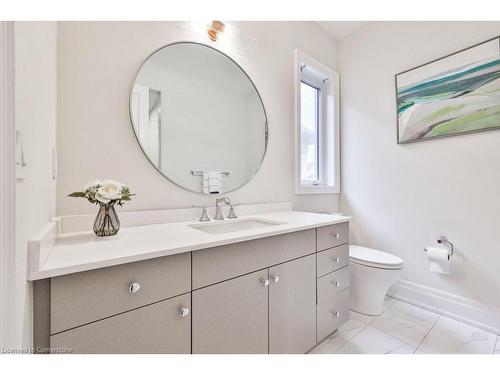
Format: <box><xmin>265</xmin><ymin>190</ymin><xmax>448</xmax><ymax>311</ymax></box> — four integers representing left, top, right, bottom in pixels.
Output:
<box><xmin>93</xmin><ymin>202</ymin><xmax>120</xmax><ymax>236</ymax></box>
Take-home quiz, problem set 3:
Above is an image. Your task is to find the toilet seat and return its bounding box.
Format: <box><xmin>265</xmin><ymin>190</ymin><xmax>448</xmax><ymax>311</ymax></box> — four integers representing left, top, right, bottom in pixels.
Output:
<box><xmin>349</xmin><ymin>245</ymin><xmax>403</xmax><ymax>270</ymax></box>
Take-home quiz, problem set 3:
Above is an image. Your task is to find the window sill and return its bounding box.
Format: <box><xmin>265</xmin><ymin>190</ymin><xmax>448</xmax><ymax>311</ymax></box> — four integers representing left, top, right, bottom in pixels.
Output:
<box><xmin>295</xmin><ymin>185</ymin><xmax>340</xmax><ymax>195</ymax></box>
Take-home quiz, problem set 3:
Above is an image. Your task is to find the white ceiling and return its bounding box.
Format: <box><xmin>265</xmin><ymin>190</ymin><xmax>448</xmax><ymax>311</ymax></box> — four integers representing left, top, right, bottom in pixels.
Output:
<box><xmin>316</xmin><ymin>21</ymin><xmax>369</xmax><ymax>40</ymax></box>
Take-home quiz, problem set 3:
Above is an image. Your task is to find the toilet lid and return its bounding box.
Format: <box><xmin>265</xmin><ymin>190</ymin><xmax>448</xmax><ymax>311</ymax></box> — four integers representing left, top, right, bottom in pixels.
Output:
<box><xmin>349</xmin><ymin>245</ymin><xmax>403</xmax><ymax>270</ymax></box>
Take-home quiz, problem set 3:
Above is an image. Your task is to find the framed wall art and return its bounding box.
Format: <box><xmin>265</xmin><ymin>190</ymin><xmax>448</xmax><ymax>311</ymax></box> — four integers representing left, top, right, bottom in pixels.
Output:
<box><xmin>396</xmin><ymin>36</ymin><xmax>500</xmax><ymax>144</ymax></box>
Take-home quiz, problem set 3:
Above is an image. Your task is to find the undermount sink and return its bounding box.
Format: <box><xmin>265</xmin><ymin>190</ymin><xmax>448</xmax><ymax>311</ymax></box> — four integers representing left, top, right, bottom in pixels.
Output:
<box><xmin>188</xmin><ymin>218</ymin><xmax>284</xmax><ymax>235</ymax></box>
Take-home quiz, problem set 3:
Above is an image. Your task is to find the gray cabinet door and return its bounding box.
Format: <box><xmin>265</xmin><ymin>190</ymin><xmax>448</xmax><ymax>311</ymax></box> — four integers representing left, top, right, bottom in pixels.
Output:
<box><xmin>50</xmin><ymin>293</ymin><xmax>191</xmax><ymax>354</ymax></box>
<box><xmin>192</xmin><ymin>269</ymin><xmax>269</xmax><ymax>354</ymax></box>
<box><xmin>269</xmin><ymin>254</ymin><xmax>316</xmax><ymax>353</ymax></box>
<box><xmin>51</xmin><ymin>253</ymin><xmax>191</xmax><ymax>334</ymax></box>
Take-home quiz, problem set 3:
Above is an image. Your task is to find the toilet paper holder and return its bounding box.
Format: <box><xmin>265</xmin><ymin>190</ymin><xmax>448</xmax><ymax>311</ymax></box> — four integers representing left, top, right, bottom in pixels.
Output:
<box><xmin>424</xmin><ymin>236</ymin><xmax>454</xmax><ymax>259</ymax></box>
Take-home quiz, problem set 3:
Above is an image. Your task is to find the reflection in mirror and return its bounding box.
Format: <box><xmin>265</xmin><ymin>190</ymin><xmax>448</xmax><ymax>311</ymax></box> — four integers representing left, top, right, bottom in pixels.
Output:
<box><xmin>131</xmin><ymin>86</ymin><xmax>162</xmax><ymax>168</ymax></box>
<box><xmin>130</xmin><ymin>42</ymin><xmax>268</xmax><ymax>194</ymax></box>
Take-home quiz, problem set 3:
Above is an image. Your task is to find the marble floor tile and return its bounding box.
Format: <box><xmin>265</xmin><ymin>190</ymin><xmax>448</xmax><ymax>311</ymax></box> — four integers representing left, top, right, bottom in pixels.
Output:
<box><xmin>334</xmin><ymin>326</ymin><xmax>416</xmax><ymax>354</ymax></box>
<box><xmin>309</xmin><ymin>316</ymin><xmax>368</xmax><ymax>354</ymax></box>
<box><xmin>370</xmin><ymin>301</ymin><xmax>439</xmax><ymax>347</ymax></box>
<box><xmin>418</xmin><ymin>316</ymin><xmax>497</xmax><ymax>354</ymax></box>
<box><xmin>494</xmin><ymin>336</ymin><xmax>499</xmax><ymax>354</ymax></box>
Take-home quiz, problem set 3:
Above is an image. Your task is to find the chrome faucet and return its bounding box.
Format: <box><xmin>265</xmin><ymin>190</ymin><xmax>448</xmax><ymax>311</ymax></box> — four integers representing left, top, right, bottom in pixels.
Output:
<box><xmin>214</xmin><ymin>197</ymin><xmax>231</xmax><ymax>220</ymax></box>
<box><xmin>227</xmin><ymin>203</ymin><xmax>238</xmax><ymax>219</ymax></box>
<box><xmin>193</xmin><ymin>205</ymin><xmax>210</xmax><ymax>222</ymax></box>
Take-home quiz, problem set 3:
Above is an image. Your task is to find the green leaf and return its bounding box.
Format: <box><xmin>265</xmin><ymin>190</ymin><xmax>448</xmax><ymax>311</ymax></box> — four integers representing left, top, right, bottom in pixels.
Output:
<box><xmin>68</xmin><ymin>192</ymin><xmax>86</xmax><ymax>198</ymax></box>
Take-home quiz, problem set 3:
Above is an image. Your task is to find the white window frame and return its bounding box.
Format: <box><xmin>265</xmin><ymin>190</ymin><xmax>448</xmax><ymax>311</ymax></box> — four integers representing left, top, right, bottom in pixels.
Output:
<box><xmin>295</xmin><ymin>49</ymin><xmax>340</xmax><ymax>194</ymax></box>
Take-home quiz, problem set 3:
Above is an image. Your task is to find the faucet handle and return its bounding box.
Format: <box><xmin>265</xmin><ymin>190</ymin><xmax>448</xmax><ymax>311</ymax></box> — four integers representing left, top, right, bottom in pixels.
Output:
<box><xmin>227</xmin><ymin>203</ymin><xmax>240</xmax><ymax>219</ymax></box>
<box><xmin>192</xmin><ymin>205</ymin><xmax>210</xmax><ymax>222</ymax></box>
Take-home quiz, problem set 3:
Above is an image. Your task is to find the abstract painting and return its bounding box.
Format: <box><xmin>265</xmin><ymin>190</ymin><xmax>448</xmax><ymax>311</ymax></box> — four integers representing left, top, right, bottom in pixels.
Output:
<box><xmin>396</xmin><ymin>36</ymin><xmax>500</xmax><ymax>143</ymax></box>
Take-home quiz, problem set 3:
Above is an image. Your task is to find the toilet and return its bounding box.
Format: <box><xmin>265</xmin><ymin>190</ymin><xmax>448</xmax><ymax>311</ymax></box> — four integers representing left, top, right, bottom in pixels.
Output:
<box><xmin>349</xmin><ymin>245</ymin><xmax>404</xmax><ymax>316</ymax></box>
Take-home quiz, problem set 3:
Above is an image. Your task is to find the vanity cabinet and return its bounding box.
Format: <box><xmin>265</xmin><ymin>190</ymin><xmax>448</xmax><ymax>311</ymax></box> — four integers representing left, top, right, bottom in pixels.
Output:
<box><xmin>316</xmin><ymin>222</ymin><xmax>349</xmax><ymax>251</ymax></box>
<box><xmin>191</xmin><ymin>228</ymin><xmax>315</xmax><ymax>289</ymax></box>
<box><xmin>192</xmin><ymin>254</ymin><xmax>317</xmax><ymax>354</ymax></box>
<box><xmin>316</xmin><ymin>243</ymin><xmax>349</xmax><ymax>277</ymax></box>
<box><xmin>33</xmin><ymin>221</ymin><xmax>350</xmax><ymax>354</ymax></box>
<box><xmin>269</xmin><ymin>254</ymin><xmax>316</xmax><ymax>354</ymax></box>
<box><xmin>192</xmin><ymin>269</ymin><xmax>269</xmax><ymax>354</ymax></box>
<box><xmin>50</xmin><ymin>253</ymin><xmax>191</xmax><ymax>334</ymax></box>
<box><xmin>314</xmin><ymin>223</ymin><xmax>350</xmax><ymax>343</ymax></box>
<box><xmin>51</xmin><ymin>293</ymin><xmax>191</xmax><ymax>354</ymax></box>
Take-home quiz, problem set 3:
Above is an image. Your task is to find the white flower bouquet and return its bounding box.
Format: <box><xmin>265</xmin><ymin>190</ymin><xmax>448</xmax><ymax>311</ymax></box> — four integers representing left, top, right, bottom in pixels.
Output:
<box><xmin>68</xmin><ymin>179</ymin><xmax>135</xmax><ymax>236</ymax></box>
<box><xmin>68</xmin><ymin>179</ymin><xmax>135</xmax><ymax>206</ymax></box>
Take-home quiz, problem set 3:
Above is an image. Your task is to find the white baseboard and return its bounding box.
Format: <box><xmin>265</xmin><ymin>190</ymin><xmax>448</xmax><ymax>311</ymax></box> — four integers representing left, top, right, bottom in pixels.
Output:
<box><xmin>388</xmin><ymin>279</ymin><xmax>500</xmax><ymax>335</ymax></box>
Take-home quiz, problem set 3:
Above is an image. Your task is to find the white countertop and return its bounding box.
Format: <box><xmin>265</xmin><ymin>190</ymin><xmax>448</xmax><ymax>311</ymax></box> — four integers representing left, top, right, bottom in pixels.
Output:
<box><xmin>28</xmin><ymin>211</ymin><xmax>350</xmax><ymax>280</ymax></box>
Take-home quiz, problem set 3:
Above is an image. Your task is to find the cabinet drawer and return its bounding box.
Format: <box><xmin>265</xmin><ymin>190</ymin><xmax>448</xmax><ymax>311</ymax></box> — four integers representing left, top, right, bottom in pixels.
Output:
<box><xmin>51</xmin><ymin>253</ymin><xmax>190</xmax><ymax>334</ymax></box>
<box><xmin>317</xmin><ymin>289</ymin><xmax>350</xmax><ymax>342</ymax></box>
<box><xmin>316</xmin><ymin>244</ymin><xmax>349</xmax><ymax>277</ymax></box>
<box><xmin>50</xmin><ymin>293</ymin><xmax>191</xmax><ymax>354</ymax></box>
<box><xmin>317</xmin><ymin>266</ymin><xmax>350</xmax><ymax>304</ymax></box>
<box><xmin>192</xmin><ymin>229</ymin><xmax>315</xmax><ymax>289</ymax></box>
<box><xmin>316</xmin><ymin>222</ymin><xmax>349</xmax><ymax>251</ymax></box>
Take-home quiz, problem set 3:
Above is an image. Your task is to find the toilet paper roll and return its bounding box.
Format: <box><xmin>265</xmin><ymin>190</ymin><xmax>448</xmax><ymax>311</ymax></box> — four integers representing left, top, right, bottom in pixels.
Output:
<box><xmin>426</xmin><ymin>246</ymin><xmax>449</xmax><ymax>262</ymax></box>
<box><xmin>426</xmin><ymin>246</ymin><xmax>450</xmax><ymax>274</ymax></box>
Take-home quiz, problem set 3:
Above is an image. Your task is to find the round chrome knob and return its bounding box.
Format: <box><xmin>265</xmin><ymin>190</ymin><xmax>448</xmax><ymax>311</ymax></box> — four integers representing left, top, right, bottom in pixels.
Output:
<box><xmin>331</xmin><ymin>233</ymin><xmax>340</xmax><ymax>239</ymax></box>
<box><xmin>332</xmin><ymin>311</ymin><xmax>340</xmax><ymax>317</ymax></box>
<box><xmin>332</xmin><ymin>280</ymin><xmax>340</xmax><ymax>287</ymax></box>
<box><xmin>180</xmin><ymin>307</ymin><xmax>190</xmax><ymax>317</ymax></box>
<box><xmin>271</xmin><ymin>275</ymin><xmax>280</xmax><ymax>283</ymax></box>
<box><xmin>332</xmin><ymin>256</ymin><xmax>340</xmax><ymax>263</ymax></box>
<box><xmin>260</xmin><ymin>279</ymin><xmax>270</xmax><ymax>287</ymax></box>
<box><xmin>128</xmin><ymin>282</ymin><xmax>141</xmax><ymax>294</ymax></box>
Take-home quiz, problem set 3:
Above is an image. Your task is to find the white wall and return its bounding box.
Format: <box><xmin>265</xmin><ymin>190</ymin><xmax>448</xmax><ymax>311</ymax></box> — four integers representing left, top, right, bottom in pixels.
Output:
<box><xmin>0</xmin><ymin>21</ymin><xmax>16</xmax><ymax>348</ymax></box>
<box><xmin>15</xmin><ymin>21</ymin><xmax>58</xmax><ymax>346</ymax></box>
<box><xmin>339</xmin><ymin>22</ymin><xmax>500</xmax><ymax>309</ymax></box>
<box><xmin>56</xmin><ymin>21</ymin><xmax>340</xmax><ymax>215</ymax></box>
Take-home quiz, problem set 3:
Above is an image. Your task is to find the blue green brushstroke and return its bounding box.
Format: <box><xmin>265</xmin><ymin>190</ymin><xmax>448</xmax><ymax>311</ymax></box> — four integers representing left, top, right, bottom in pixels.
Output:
<box><xmin>397</xmin><ymin>55</ymin><xmax>500</xmax><ymax>141</ymax></box>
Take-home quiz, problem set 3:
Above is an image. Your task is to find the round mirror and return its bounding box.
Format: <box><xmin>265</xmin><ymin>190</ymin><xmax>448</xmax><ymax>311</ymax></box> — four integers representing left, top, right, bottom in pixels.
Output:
<box><xmin>130</xmin><ymin>42</ymin><xmax>268</xmax><ymax>194</ymax></box>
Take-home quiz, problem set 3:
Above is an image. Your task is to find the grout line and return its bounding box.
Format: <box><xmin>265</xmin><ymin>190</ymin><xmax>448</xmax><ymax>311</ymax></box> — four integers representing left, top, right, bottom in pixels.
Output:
<box><xmin>332</xmin><ymin>316</ymin><xmax>371</xmax><ymax>354</ymax></box>
<box><xmin>336</xmin><ymin>298</ymin><xmax>445</xmax><ymax>355</ymax></box>
<box><xmin>364</xmin><ymin>299</ymin><xmax>438</xmax><ymax>353</ymax></box>
<box><xmin>416</xmin><ymin>315</ymin><xmax>440</xmax><ymax>353</ymax></box>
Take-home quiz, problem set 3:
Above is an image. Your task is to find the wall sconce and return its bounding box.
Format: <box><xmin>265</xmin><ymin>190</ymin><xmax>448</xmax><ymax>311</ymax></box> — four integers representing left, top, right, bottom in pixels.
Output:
<box><xmin>207</xmin><ymin>21</ymin><xmax>225</xmax><ymax>41</ymax></box>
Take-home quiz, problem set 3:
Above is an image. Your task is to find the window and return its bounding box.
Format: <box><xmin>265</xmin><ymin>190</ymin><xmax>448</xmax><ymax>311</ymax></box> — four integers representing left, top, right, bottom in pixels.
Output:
<box><xmin>295</xmin><ymin>49</ymin><xmax>340</xmax><ymax>194</ymax></box>
<box><xmin>300</xmin><ymin>81</ymin><xmax>320</xmax><ymax>183</ymax></box>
